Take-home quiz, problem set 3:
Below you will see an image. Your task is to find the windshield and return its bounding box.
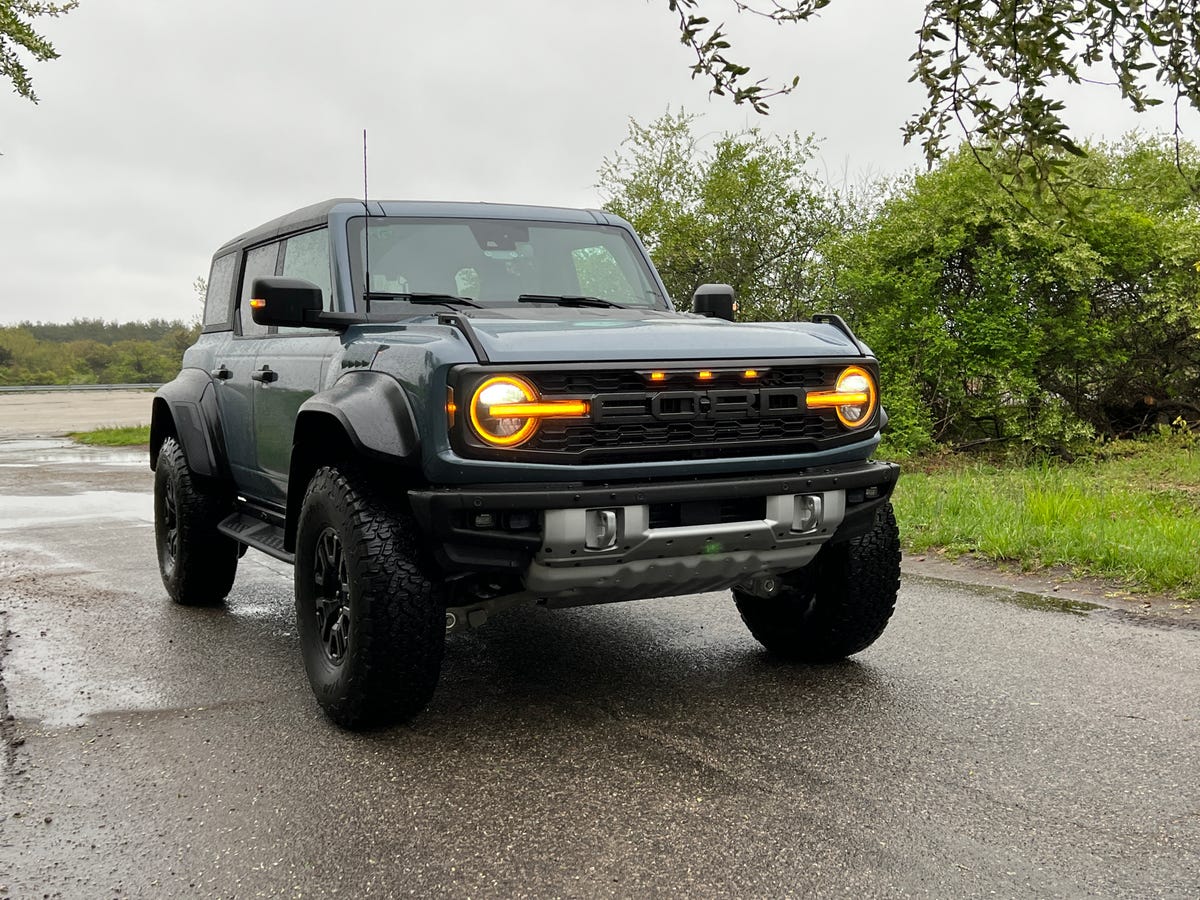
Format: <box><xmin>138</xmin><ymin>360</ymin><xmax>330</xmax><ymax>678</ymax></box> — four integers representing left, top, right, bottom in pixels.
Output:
<box><xmin>347</xmin><ymin>217</ymin><xmax>666</xmax><ymax>310</ymax></box>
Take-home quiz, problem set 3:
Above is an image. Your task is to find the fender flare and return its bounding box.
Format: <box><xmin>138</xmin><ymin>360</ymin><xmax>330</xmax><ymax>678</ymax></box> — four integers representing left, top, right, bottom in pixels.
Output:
<box><xmin>284</xmin><ymin>371</ymin><xmax>422</xmax><ymax>550</ymax></box>
<box><xmin>293</xmin><ymin>370</ymin><xmax>421</xmax><ymax>464</ymax></box>
<box><xmin>150</xmin><ymin>368</ymin><xmax>229</xmax><ymax>479</ymax></box>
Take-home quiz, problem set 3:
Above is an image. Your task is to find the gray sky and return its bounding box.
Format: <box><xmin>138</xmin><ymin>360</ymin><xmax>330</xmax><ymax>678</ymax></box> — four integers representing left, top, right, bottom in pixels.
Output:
<box><xmin>1</xmin><ymin>0</ymin><xmax>1190</xmax><ymax>325</ymax></box>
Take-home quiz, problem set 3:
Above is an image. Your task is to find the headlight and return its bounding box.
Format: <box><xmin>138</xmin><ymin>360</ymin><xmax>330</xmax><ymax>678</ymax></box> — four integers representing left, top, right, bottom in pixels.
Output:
<box><xmin>805</xmin><ymin>365</ymin><xmax>878</xmax><ymax>428</ymax></box>
<box><xmin>467</xmin><ymin>375</ymin><xmax>589</xmax><ymax>447</ymax></box>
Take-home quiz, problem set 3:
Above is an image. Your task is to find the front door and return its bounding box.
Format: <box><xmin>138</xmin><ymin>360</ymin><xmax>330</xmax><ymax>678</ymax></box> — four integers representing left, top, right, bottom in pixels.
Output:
<box><xmin>251</xmin><ymin>227</ymin><xmax>340</xmax><ymax>507</ymax></box>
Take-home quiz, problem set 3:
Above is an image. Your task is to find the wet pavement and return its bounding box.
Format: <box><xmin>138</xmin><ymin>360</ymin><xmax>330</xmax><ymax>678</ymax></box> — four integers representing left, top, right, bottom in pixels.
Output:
<box><xmin>0</xmin><ymin>437</ymin><xmax>1198</xmax><ymax>899</ymax></box>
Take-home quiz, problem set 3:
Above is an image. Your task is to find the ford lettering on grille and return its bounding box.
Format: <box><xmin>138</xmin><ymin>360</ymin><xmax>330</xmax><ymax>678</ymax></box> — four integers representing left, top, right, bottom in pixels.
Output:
<box><xmin>592</xmin><ymin>388</ymin><xmax>807</xmax><ymax>423</ymax></box>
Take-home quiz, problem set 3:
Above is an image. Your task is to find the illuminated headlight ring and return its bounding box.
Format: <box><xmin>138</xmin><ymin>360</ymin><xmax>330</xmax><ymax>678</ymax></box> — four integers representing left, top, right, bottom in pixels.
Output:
<box><xmin>468</xmin><ymin>375</ymin><xmax>590</xmax><ymax>447</ymax></box>
<box><xmin>806</xmin><ymin>365</ymin><xmax>878</xmax><ymax>429</ymax></box>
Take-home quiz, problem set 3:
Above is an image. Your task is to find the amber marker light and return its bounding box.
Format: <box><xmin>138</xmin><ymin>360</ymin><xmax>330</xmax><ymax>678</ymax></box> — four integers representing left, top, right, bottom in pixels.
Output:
<box><xmin>805</xmin><ymin>365</ymin><xmax>878</xmax><ymax>428</ymax></box>
<box><xmin>649</xmin><ymin>371</ymin><xmax>667</xmax><ymax>382</ymax></box>
<box><xmin>697</xmin><ymin>370</ymin><xmax>715</xmax><ymax>380</ymax></box>
<box><xmin>249</xmin><ymin>299</ymin><xmax>266</xmax><ymax>309</ymax></box>
<box><xmin>743</xmin><ymin>369</ymin><xmax>759</xmax><ymax>379</ymax></box>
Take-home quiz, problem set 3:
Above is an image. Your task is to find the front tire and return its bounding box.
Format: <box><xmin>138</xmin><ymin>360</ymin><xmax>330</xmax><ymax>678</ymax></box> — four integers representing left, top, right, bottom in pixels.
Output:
<box><xmin>294</xmin><ymin>466</ymin><xmax>445</xmax><ymax>729</ymax></box>
<box><xmin>733</xmin><ymin>502</ymin><xmax>901</xmax><ymax>661</ymax></box>
<box><xmin>154</xmin><ymin>436</ymin><xmax>238</xmax><ymax>606</ymax></box>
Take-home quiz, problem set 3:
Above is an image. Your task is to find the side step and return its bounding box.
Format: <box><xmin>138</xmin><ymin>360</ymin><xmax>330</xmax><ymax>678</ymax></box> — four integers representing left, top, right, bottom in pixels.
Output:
<box><xmin>218</xmin><ymin>512</ymin><xmax>294</xmax><ymax>565</ymax></box>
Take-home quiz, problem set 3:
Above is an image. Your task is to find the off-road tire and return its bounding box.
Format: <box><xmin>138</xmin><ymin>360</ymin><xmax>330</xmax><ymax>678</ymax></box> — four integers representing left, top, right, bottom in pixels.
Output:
<box><xmin>733</xmin><ymin>502</ymin><xmax>901</xmax><ymax>661</ymax></box>
<box><xmin>294</xmin><ymin>465</ymin><xmax>445</xmax><ymax>729</ymax></box>
<box><xmin>154</xmin><ymin>436</ymin><xmax>238</xmax><ymax>606</ymax></box>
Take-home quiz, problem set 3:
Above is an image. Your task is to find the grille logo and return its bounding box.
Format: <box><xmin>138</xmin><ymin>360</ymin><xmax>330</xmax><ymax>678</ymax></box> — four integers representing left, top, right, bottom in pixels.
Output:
<box><xmin>593</xmin><ymin>388</ymin><xmax>808</xmax><ymax>423</ymax></box>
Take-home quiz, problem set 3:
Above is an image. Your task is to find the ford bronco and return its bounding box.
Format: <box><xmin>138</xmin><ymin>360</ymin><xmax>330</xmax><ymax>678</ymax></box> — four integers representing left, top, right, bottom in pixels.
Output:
<box><xmin>151</xmin><ymin>199</ymin><xmax>900</xmax><ymax>728</ymax></box>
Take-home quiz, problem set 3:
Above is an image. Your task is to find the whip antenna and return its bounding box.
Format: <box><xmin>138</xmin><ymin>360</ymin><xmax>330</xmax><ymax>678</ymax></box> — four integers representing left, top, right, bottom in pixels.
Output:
<box><xmin>362</xmin><ymin>128</ymin><xmax>372</xmax><ymax>313</ymax></box>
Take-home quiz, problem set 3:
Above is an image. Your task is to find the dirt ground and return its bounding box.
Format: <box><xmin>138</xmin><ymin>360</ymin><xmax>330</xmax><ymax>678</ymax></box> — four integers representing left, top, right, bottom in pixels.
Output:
<box><xmin>0</xmin><ymin>389</ymin><xmax>153</xmax><ymax>439</ymax></box>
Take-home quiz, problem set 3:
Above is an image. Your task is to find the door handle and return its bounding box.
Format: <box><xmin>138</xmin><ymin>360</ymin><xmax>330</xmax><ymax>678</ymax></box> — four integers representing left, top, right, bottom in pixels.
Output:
<box><xmin>212</xmin><ymin>365</ymin><xmax>233</xmax><ymax>381</ymax></box>
<box><xmin>250</xmin><ymin>365</ymin><xmax>279</xmax><ymax>384</ymax></box>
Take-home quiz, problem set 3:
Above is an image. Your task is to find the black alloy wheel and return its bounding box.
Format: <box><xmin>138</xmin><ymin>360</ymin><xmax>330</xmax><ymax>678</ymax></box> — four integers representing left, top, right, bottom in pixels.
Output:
<box><xmin>160</xmin><ymin>473</ymin><xmax>180</xmax><ymax>578</ymax></box>
<box><xmin>313</xmin><ymin>526</ymin><xmax>351</xmax><ymax>663</ymax></box>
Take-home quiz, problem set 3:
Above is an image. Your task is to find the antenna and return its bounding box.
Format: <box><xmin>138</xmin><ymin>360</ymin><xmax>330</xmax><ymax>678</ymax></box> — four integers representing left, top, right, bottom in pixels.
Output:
<box><xmin>362</xmin><ymin>128</ymin><xmax>371</xmax><ymax>313</ymax></box>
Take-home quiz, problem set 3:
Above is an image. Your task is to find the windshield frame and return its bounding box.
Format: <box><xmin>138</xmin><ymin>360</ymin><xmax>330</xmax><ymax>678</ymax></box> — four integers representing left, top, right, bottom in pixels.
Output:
<box><xmin>346</xmin><ymin>216</ymin><xmax>670</xmax><ymax>313</ymax></box>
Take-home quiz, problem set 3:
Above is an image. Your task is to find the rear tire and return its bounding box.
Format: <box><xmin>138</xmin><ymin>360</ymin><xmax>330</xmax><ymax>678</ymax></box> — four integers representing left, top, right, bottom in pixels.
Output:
<box><xmin>294</xmin><ymin>465</ymin><xmax>445</xmax><ymax>729</ymax></box>
<box><xmin>733</xmin><ymin>502</ymin><xmax>901</xmax><ymax>661</ymax></box>
<box><xmin>154</xmin><ymin>436</ymin><xmax>238</xmax><ymax>606</ymax></box>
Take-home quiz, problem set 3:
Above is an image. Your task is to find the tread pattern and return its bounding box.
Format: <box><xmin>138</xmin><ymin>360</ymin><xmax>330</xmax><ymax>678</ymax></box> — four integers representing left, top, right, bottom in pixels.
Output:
<box><xmin>733</xmin><ymin>502</ymin><xmax>901</xmax><ymax>661</ymax></box>
<box><xmin>295</xmin><ymin>465</ymin><xmax>445</xmax><ymax>729</ymax></box>
<box><xmin>154</xmin><ymin>437</ymin><xmax>238</xmax><ymax>606</ymax></box>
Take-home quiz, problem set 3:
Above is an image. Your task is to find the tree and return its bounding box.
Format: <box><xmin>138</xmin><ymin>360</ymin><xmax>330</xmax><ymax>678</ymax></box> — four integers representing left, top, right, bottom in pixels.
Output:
<box><xmin>822</xmin><ymin>134</ymin><xmax>1200</xmax><ymax>452</ymax></box>
<box><xmin>597</xmin><ymin>109</ymin><xmax>849</xmax><ymax>318</ymax></box>
<box><xmin>666</xmin><ymin>1</ymin><xmax>1200</xmax><ymax>185</ymax></box>
<box><xmin>1</xmin><ymin>1</ymin><xmax>79</xmax><ymax>102</ymax></box>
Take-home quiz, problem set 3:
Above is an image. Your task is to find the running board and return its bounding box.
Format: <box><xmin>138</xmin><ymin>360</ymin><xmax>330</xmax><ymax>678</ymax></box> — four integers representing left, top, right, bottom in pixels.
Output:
<box><xmin>218</xmin><ymin>512</ymin><xmax>294</xmax><ymax>565</ymax></box>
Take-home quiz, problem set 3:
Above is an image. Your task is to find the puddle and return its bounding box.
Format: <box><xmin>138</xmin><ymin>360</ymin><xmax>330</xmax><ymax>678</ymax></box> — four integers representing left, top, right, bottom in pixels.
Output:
<box><xmin>987</xmin><ymin>590</ymin><xmax>1103</xmax><ymax>616</ymax></box>
<box><xmin>0</xmin><ymin>491</ymin><xmax>152</xmax><ymax>529</ymax></box>
<box><xmin>909</xmin><ymin>572</ymin><xmax>1104</xmax><ymax>616</ymax></box>
<box><xmin>0</xmin><ymin>439</ymin><xmax>145</xmax><ymax>468</ymax></box>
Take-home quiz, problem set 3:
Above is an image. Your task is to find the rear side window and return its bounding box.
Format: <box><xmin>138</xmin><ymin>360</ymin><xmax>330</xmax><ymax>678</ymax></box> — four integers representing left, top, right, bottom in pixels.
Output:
<box><xmin>202</xmin><ymin>253</ymin><xmax>237</xmax><ymax>330</ymax></box>
<box><xmin>281</xmin><ymin>229</ymin><xmax>333</xmax><ymax>310</ymax></box>
<box><xmin>238</xmin><ymin>242</ymin><xmax>282</xmax><ymax>337</ymax></box>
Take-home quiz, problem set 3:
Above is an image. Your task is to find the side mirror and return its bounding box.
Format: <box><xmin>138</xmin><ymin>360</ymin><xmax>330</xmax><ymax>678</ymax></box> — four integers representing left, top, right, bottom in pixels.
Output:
<box><xmin>250</xmin><ymin>277</ymin><xmax>324</xmax><ymax>328</ymax></box>
<box><xmin>691</xmin><ymin>284</ymin><xmax>736</xmax><ymax>321</ymax></box>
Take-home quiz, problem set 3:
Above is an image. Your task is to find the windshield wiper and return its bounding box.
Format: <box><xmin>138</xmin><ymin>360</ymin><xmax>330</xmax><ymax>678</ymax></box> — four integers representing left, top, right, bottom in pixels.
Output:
<box><xmin>365</xmin><ymin>291</ymin><xmax>483</xmax><ymax>308</ymax></box>
<box><xmin>517</xmin><ymin>294</ymin><xmax>627</xmax><ymax>309</ymax></box>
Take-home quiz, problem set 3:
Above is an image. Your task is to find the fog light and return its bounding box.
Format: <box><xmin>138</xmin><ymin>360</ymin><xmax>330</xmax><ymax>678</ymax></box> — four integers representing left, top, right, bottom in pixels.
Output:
<box><xmin>473</xmin><ymin>512</ymin><xmax>496</xmax><ymax>528</ymax></box>
<box><xmin>585</xmin><ymin>509</ymin><xmax>619</xmax><ymax>550</ymax></box>
<box><xmin>865</xmin><ymin>485</ymin><xmax>880</xmax><ymax>499</ymax></box>
<box><xmin>793</xmin><ymin>495</ymin><xmax>823</xmax><ymax>533</ymax></box>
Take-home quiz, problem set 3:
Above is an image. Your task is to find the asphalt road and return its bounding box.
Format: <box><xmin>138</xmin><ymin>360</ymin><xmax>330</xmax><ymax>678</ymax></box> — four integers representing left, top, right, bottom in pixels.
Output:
<box><xmin>0</xmin><ymin>390</ymin><xmax>152</xmax><ymax>440</ymax></box>
<box><xmin>0</xmin><ymin>438</ymin><xmax>1197</xmax><ymax>899</ymax></box>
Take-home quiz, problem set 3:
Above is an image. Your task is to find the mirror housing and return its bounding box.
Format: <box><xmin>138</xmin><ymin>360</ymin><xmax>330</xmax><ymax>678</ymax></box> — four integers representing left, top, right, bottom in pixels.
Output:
<box><xmin>691</xmin><ymin>284</ymin><xmax>736</xmax><ymax>321</ymax></box>
<box><xmin>249</xmin><ymin>277</ymin><xmax>325</xmax><ymax>328</ymax></box>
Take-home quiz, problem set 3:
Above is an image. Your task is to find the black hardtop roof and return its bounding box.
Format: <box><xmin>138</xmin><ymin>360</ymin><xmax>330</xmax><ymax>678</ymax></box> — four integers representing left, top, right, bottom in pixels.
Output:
<box><xmin>217</xmin><ymin>198</ymin><xmax>614</xmax><ymax>254</ymax></box>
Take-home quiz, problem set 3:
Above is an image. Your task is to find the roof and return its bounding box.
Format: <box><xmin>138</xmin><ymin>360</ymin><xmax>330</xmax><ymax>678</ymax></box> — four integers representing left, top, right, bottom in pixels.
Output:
<box><xmin>216</xmin><ymin>198</ymin><xmax>614</xmax><ymax>254</ymax></box>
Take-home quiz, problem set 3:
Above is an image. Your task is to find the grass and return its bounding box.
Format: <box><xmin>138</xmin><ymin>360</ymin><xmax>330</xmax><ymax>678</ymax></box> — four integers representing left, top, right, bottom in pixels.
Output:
<box><xmin>68</xmin><ymin>425</ymin><xmax>151</xmax><ymax>446</ymax></box>
<box><xmin>890</xmin><ymin>438</ymin><xmax>1200</xmax><ymax>600</ymax></box>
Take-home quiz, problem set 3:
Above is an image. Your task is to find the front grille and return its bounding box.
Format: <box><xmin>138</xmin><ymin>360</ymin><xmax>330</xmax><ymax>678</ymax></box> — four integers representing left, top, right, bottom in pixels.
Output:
<box><xmin>530</xmin><ymin>415</ymin><xmax>839</xmax><ymax>458</ymax></box>
<box><xmin>451</xmin><ymin>360</ymin><xmax>875</xmax><ymax>464</ymax></box>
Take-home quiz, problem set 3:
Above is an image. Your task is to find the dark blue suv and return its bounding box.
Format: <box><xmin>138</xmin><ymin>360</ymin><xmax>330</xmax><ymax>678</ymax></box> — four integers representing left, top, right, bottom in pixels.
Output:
<box><xmin>151</xmin><ymin>199</ymin><xmax>900</xmax><ymax>728</ymax></box>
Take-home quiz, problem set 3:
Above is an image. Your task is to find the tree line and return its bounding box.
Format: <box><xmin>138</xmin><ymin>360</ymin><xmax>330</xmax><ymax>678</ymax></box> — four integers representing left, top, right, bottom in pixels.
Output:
<box><xmin>0</xmin><ymin>318</ymin><xmax>198</xmax><ymax>385</ymax></box>
<box><xmin>601</xmin><ymin>112</ymin><xmax>1200</xmax><ymax>454</ymax></box>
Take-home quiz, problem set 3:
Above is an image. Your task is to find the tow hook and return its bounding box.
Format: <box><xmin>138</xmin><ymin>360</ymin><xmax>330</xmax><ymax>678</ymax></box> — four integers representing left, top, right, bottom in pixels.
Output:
<box><xmin>744</xmin><ymin>574</ymin><xmax>782</xmax><ymax>599</ymax></box>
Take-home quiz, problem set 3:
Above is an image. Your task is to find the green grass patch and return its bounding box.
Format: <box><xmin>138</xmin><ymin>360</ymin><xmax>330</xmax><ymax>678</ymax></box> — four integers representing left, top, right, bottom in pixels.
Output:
<box><xmin>68</xmin><ymin>425</ymin><xmax>151</xmax><ymax>447</ymax></box>
<box><xmin>891</xmin><ymin>438</ymin><xmax>1200</xmax><ymax>600</ymax></box>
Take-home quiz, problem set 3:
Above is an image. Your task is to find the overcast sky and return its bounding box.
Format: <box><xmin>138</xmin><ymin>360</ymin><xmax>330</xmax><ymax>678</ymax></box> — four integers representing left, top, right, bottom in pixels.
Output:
<box><xmin>1</xmin><ymin>0</ymin><xmax>1191</xmax><ymax>325</ymax></box>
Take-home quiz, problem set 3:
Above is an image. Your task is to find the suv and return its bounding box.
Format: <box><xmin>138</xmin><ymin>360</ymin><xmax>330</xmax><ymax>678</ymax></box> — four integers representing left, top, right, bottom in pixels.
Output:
<box><xmin>151</xmin><ymin>199</ymin><xmax>900</xmax><ymax>728</ymax></box>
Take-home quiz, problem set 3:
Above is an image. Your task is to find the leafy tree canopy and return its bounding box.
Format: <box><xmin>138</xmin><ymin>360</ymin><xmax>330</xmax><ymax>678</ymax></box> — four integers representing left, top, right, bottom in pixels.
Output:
<box><xmin>597</xmin><ymin>109</ymin><xmax>861</xmax><ymax>317</ymax></box>
<box><xmin>824</xmin><ymin>133</ymin><xmax>1200</xmax><ymax>451</ymax></box>
<box><xmin>666</xmin><ymin>1</ymin><xmax>1200</xmax><ymax>185</ymax></box>
<box><xmin>1</xmin><ymin>1</ymin><xmax>78</xmax><ymax>102</ymax></box>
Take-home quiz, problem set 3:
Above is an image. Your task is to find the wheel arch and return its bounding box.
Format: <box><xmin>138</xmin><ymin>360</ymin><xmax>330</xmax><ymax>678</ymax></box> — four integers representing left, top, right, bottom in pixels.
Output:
<box><xmin>283</xmin><ymin>372</ymin><xmax>423</xmax><ymax>551</ymax></box>
<box><xmin>150</xmin><ymin>369</ymin><xmax>229</xmax><ymax>479</ymax></box>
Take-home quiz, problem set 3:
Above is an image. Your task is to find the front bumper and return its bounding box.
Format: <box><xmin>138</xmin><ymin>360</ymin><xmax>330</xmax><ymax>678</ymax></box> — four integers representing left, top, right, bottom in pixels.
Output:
<box><xmin>409</xmin><ymin>459</ymin><xmax>899</xmax><ymax>605</ymax></box>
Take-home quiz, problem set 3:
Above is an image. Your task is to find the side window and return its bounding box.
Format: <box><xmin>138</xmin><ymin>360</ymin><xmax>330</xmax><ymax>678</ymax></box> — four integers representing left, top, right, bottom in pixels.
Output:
<box><xmin>203</xmin><ymin>253</ymin><xmax>237</xmax><ymax>330</ymax></box>
<box><xmin>238</xmin><ymin>242</ymin><xmax>281</xmax><ymax>337</ymax></box>
<box><xmin>281</xmin><ymin>228</ymin><xmax>333</xmax><ymax>311</ymax></box>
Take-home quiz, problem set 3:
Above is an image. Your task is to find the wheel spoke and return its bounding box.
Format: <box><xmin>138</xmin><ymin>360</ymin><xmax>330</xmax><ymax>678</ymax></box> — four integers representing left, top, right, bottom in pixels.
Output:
<box><xmin>311</xmin><ymin>526</ymin><xmax>351</xmax><ymax>664</ymax></box>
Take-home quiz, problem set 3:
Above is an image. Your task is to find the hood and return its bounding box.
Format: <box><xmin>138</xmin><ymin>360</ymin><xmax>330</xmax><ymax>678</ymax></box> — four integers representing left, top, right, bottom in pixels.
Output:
<box><xmin>448</xmin><ymin>308</ymin><xmax>864</xmax><ymax>363</ymax></box>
